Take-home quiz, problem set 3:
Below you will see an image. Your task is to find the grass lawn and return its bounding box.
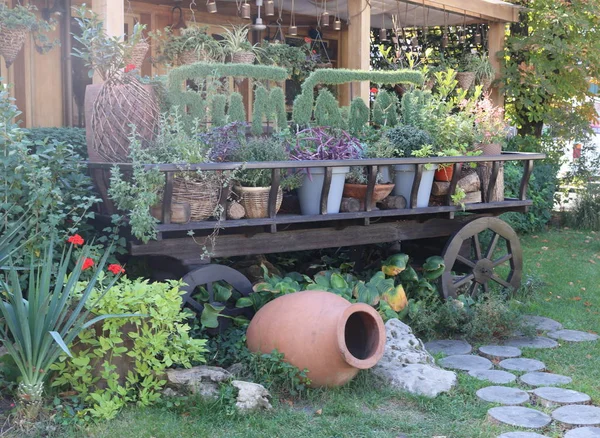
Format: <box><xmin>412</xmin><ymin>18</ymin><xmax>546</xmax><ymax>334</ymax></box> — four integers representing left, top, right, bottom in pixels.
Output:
<box><xmin>9</xmin><ymin>228</ymin><xmax>600</xmax><ymax>438</ymax></box>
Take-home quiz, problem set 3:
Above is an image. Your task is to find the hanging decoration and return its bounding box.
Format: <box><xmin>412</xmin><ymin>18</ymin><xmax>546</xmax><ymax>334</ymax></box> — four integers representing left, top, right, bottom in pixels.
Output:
<box><xmin>441</xmin><ymin>8</ymin><xmax>448</xmax><ymax>48</ymax></box>
<box><xmin>253</xmin><ymin>0</ymin><xmax>267</xmax><ymax>30</ymax></box>
<box><xmin>207</xmin><ymin>0</ymin><xmax>217</xmax><ymax>14</ymax></box>
<box><xmin>421</xmin><ymin>0</ymin><xmax>428</xmax><ymax>44</ymax></box>
<box><xmin>458</xmin><ymin>11</ymin><xmax>467</xmax><ymax>45</ymax></box>
<box><xmin>241</xmin><ymin>1</ymin><xmax>251</xmax><ymax>20</ymax></box>
<box><xmin>289</xmin><ymin>0</ymin><xmax>297</xmax><ymax>35</ymax></box>
<box><xmin>474</xmin><ymin>23</ymin><xmax>482</xmax><ymax>46</ymax></box>
<box><xmin>333</xmin><ymin>0</ymin><xmax>341</xmax><ymax>31</ymax></box>
<box><xmin>170</xmin><ymin>0</ymin><xmax>187</xmax><ymax>30</ymax></box>
<box><xmin>321</xmin><ymin>0</ymin><xmax>330</xmax><ymax>27</ymax></box>
<box><xmin>310</xmin><ymin>29</ymin><xmax>332</xmax><ymax>68</ymax></box>
<box><xmin>410</xmin><ymin>2</ymin><xmax>418</xmax><ymax>50</ymax></box>
<box><xmin>379</xmin><ymin>0</ymin><xmax>387</xmax><ymax>42</ymax></box>
<box><xmin>272</xmin><ymin>0</ymin><xmax>285</xmax><ymax>42</ymax></box>
<box><xmin>265</xmin><ymin>0</ymin><xmax>275</xmax><ymax>17</ymax></box>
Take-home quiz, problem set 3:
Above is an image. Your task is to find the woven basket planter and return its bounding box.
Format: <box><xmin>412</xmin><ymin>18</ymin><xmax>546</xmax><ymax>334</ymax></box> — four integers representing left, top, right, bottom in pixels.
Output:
<box><xmin>0</xmin><ymin>25</ymin><xmax>28</xmax><ymax>68</ymax></box>
<box><xmin>180</xmin><ymin>49</ymin><xmax>210</xmax><ymax>65</ymax></box>
<box><xmin>233</xmin><ymin>186</ymin><xmax>282</xmax><ymax>219</ymax></box>
<box><xmin>232</xmin><ymin>51</ymin><xmax>256</xmax><ymax>64</ymax></box>
<box><xmin>456</xmin><ymin>72</ymin><xmax>476</xmax><ymax>91</ymax></box>
<box><xmin>89</xmin><ymin>75</ymin><xmax>159</xmax><ymax>163</ymax></box>
<box><xmin>481</xmin><ymin>76</ymin><xmax>493</xmax><ymax>93</ymax></box>
<box><xmin>128</xmin><ymin>40</ymin><xmax>149</xmax><ymax>70</ymax></box>
<box><xmin>315</xmin><ymin>62</ymin><xmax>333</xmax><ymax>69</ymax></box>
<box><xmin>172</xmin><ymin>176</ymin><xmax>220</xmax><ymax>221</ymax></box>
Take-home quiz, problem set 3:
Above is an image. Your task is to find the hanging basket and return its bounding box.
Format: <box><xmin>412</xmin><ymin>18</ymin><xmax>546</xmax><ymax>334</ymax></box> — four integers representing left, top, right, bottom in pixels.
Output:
<box><xmin>180</xmin><ymin>49</ymin><xmax>210</xmax><ymax>65</ymax></box>
<box><xmin>233</xmin><ymin>186</ymin><xmax>282</xmax><ymax>219</ymax></box>
<box><xmin>456</xmin><ymin>72</ymin><xmax>476</xmax><ymax>91</ymax></box>
<box><xmin>128</xmin><ymin>40</ymin><xmax>149</xmax><ymax>70</ymax></box>
<box><xmin>481</xmin><ymin>76</ymin><xmax>494</xmax><ymax>93</ymax></box>
<box><xmin>172</xmin><ymin>176</ymin><xmax>221</xmax><ymax>221</ymax></box>
<box><xmin>90</xmin><ymin>74</ymin><xmax>160</xmax><ymax>162</ymax></box>
<box><xmin>0</xmin><ymin>25</ymin><xmax>28</xmax><ymax>69</ymax></box>
<box><xmin>232</xmin><ymin>51</ymin><xmax>256</xmax><ymax>64</ymax></box>
<box><xmin>315</xmin><ymin>62</ymin><xmax>333</xmax><ymax>69</ymax></box>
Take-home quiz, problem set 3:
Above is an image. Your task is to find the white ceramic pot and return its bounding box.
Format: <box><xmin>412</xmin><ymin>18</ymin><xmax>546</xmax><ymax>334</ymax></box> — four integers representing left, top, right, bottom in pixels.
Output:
<box><xmin>298</xmin><ymin>167</ymin><xmax>350</xmax><ymax>215</ymax></box>
<box><xmin>392</xmin><ymin>164</ymin><xmax>436</xmax><ymax>208</ymax></box>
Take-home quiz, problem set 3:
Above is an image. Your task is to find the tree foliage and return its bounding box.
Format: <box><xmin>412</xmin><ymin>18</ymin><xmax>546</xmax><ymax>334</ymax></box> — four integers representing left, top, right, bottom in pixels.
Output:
<box><xmin>503</xmin><ymin>0</ymin><xmax>600</xmax><ymax>139</ymax></box>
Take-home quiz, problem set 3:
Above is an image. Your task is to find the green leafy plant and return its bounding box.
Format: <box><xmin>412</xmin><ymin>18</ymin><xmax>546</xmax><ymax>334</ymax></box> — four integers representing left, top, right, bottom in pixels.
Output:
<box><xmin>0</xmin><ymin>4</ymin><xmax>58</xmax><ymax>60</ymax></box>
<box><xmin>385</xmin><ymin>125</ymin><xmax>433</xmax><ymax>158</ymax></box>
<box><xmin>247</xmin><ymin>349</ymin><xmax>310</xmax><ymax>397</ymax></box>
<box><xmin>0</xmin><ymin>240</ymin><xmax>121</xmax><ymax>419</ymax></box>
<box><xmin>51</xmin><ymin>277</ymin><xmax>207</xmax><ymax>420</ymax></box>
<box><xmin>219</xmin><ymin>25</ymin><xmax>264</xmax><ymax>58</ymax></box>
<box><xmin>372</xmin><ymin>90</ymin><xmax>399</xmax><ymax>127</ymax></box>
<box><xmin>451</xmin><ymin>186</ymin><xmax>467</xmax><ymax>210</ymax></box>
<box><xmin>25</xmin><ymin>127</ymin><xmax>87</xmax><ymax>158</ymax></box>
<box><xmin>466</xmin><ymin>53</ymin><xmax>495</xmax><ymax>86</ymax></box>
<box><xmin>151</xmin><ymin>25</ymin><xmax>224</xmax><ymax>65</ymax></box>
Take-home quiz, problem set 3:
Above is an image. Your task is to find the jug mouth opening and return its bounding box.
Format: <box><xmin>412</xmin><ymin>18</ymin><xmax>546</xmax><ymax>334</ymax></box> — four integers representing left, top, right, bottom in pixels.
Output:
<box><xmin>338</xmin><ymin>305</ymin><xmax>385</xmax><ymax>369</ymax></box>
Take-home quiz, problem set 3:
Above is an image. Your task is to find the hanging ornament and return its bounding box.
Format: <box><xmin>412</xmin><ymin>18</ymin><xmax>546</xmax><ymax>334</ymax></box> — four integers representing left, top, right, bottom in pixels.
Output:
<box><xmin>241</xmin><ymin>1</ymin><xmax>250</xmax><ymax>19</ymax></box>
<box><xmin>321</xmin><ymin>0</ymin><xmax>329</xmax><ymax>26</ymax></box>
<box><xmin>265</xmin><ymin>0</ymin><xmax>274</xmax><ymax>17</ymax></box>
<box><xmin>333</xmin><ymin>0</ymin><xmax>341</xmax><ymax>31</ymax></box>
<box><xmin>441</xmin><ymin>32</ymin><xmax>448</xmax><ymax>48</ymax></box>
<box><xmin>474</xmin><ymin>24</ymin><xmax>482</xmax><ymax>45</ymax></box>
<box><xmin>411</xmin><ymin>35</ymin><xmax>418</xmax><ymax>49</ymax></box>
<box><xmin>289</xmin><ymin>0</ymin><xmax>297</xmax><ymax>35</ymax></box>
<box><xmin>379</xmin><ymin>0</ymin><xmax>387</xmax><ymax>42</ymax></box>
<box><xmin>207</xmin><ymin>0</ymin><xmax>217</xmax><ymax>13</ymax></box>
<box><xmin>460</xmin><ymin>11</ymin><xmax>467</xmax><ymax>45</ymax></box>
<box><xmin>441</xmin><ymin>8</ymin><xmax>448</xmax><ymax>48</ymax></box>
<box><xmin>379</xmin><ymin>28</ymin><xmax>388</xmax><ymax>42</ymax></box>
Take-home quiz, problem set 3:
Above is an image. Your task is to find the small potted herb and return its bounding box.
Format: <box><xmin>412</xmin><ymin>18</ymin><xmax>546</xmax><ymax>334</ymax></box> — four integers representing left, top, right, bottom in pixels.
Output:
<box><xmin>220</xmin><ymin>25</ymin><xmax>263</xmax><ymax>64</ymax></box>
<box><xmin>386</xmin><ymin>125</ymin><xmax>436</xmax><ymax>208</ymax></box>
<box><xmin>290</xmin><ymin>127</ymin><xmax>362</xmax><ymax>215</ymax></box>
<box><xmin>230</xmin><ymin>137</ymin><xmax>301</xmax><ymax>218</ymax></box>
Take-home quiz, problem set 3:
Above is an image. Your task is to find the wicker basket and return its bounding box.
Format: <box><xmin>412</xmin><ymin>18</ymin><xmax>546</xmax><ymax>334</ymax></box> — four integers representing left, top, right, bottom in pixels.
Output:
<box><xmin>480</xmin><ymin>76</ymin><xmax>493</xmax><ymax>93</ymax></box>
<box><xmin>0</xmin><ymin>25</ymin><xmax>28</xmax><ymax>69</ymax></box>
<box><xmin>128</xmin><ymin>40</ymin><xmax>149</xmax><ymax>70</ymax></box>
<box><xmin>232</xmin><ymin>51</ymin><xmax>256</xmax><ymax>64</ymax></box>
<box><xmin>456</xmin><ymin>72</ymin><xmax>476</xmax><ymax>91</ymax></box>
<box><xmin>180</xmin><ymin>49</ymin><xmax>209</xmax><ymax>65</ymax></box>
<box><xmin>477</xmin><ymin>142</ymin><xmax>502</xmax><ymax>155</ymax></box>
<box><xmin>172</xmin><ymin>176</ymin><xmax>221</xmax><ymax>221</ymax></box>
<box><xmin>315</xmin><ymin>62</ymin><xmax>333</xmax><ymax>69</ymax></box>
<box><xmin>234</xmin><ymin>186</ymin><xmax>282</xmax><ymax>219</ymax></box>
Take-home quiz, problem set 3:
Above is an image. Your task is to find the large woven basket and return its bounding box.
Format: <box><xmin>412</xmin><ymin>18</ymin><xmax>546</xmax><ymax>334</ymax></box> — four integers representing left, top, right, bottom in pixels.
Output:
<box><xmin>232</xmin><ymin>51</ymin><xmax>256</xmax><ymax>64</ymax></box>
<box><xmin>180</xmin><ymin>49</ymin><xmax>210</xmax><ymax>65</ymax></box>
<box><xmin>0</xmin><ymin>25</ymin><xmax>28</xmax><ymax>68</ymax></box>
<box><xmin>480</xmin><ymin>76</ymin><xmax>493</xmax><ymax>93</ymax></box>
<box><xmin>456</xmin><ymin>72</ymin><xmax>476</xmax><ymax>91</ymax></box>
<box><xmin>234</xmin><ymin>186</ymin><xmax>282</xmax><ymax>219</ymax></box>
<box><xmin>128</xmin><ymin>40</ymin><xmax>149</xmax><ymax>70</ymax></box>
<box><xmin>172</xmin><ymin>176</ymin><xmax>220</xmax><ymax>221</ymax></box>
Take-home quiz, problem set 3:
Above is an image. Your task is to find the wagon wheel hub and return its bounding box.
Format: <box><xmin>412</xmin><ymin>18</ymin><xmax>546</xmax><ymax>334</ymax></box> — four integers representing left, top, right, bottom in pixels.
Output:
<box><xmin>473</xmin><ymin>258</ymin><xmax>494</xmax><ymax>283</ymax></box>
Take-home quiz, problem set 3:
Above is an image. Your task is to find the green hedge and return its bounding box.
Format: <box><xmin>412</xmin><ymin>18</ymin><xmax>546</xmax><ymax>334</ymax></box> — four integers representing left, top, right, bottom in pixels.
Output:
<box><xmin>25</xmin><ymin>127</ymin><xmax>87</xmax><ymax>158</ymax></box>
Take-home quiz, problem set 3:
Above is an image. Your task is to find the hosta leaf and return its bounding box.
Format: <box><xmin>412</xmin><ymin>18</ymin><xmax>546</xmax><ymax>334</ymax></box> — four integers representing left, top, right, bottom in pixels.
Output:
<box><xmin>382</xmin><ymin>253</ymin><xmax>409</xmax><ymax>276</ymax></box>
<box><xmin>330</xmin><ymin>273</ymin><xmax>348</xmax><ymax>290</ymax></box>
<box><xmin>422</xmin><ymin>256</ymin><xmax>445</xmax><ymax>280</ymax></box>
<box><xmin>200</xmin><ymin>303</ymin><xmax>225</xmax><ymax>329</ymax></box>
<box><xmin>235</xmin><ymin>297</ymin><xmax>253</xmax><ymax>308</ymax></box>
<box><xmin>382</xmin><ymin>284</ymin><xmax>408</xmax><ymax>312</ymax></box>
<box><xmin>213</xmin><ymin>283</ymin><xmax>232</xmax><ymax>302</ymax></box>
<box><xmin>353</xmin><ymin>282</ymin><xmax>380</xmax><ymax>306</ymax></box>
<box><xmin>399</xmin><ymin>266</ymin><xmax>419</xmax><ymax>283</ymax></box>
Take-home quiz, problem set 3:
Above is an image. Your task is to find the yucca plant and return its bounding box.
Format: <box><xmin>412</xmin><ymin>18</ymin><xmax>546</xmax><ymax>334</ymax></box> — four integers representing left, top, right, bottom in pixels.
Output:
<box><xmin>0</xmin><ymin>212</ymin><xmax>32</xmax><ymax>269</ymax></box>
<box><xmin>0</xmin><ymin>240</ymin><xmax>129</xmax><ymax>419</ymax></box>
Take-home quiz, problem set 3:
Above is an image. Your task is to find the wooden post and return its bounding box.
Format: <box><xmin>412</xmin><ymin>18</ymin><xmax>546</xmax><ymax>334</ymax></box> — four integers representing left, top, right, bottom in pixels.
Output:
<box><xmin>487</xmin><ymin>22</ymin><xmax>506</xmax><ymax>108</ymax></box>
<box><xmin>345</xmin><ymin>0</ymin><xmax>370</xmax><ymax>105</ymax></box>
<box><xmin>92</xmin><ymin>0</ymin><xmax>124</xmax><ymax>85</ymax></box>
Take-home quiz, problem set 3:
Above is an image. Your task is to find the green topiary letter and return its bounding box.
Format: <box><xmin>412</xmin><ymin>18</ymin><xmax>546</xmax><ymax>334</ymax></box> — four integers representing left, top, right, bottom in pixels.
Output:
<box><xmin>210</xmin><ymin>94</ymin><xmax>227</xmax><ymax>127</ymax></box>
<box><xmin>348</xmin><ymin>97</ymin><xmax>369</xmax><ymax>134</ymax></box>
<box><xmin>269</xmin><ymin>87</ymin><xmax>287</xmax><ymax>131</ymax></box>
<box><xmin>227</xmin><ymin>92</ymin><xmax>246</xmax><ymax>123</ymax></box>
<box><xmin>314</xmin><ymin>88</ymin><xmax>345</xmax><ymax>129</ymax></box>
<box><xmin>372</xmin><ymin>90</ymin><xmax>399</xmax><ymax>127</ymax></box>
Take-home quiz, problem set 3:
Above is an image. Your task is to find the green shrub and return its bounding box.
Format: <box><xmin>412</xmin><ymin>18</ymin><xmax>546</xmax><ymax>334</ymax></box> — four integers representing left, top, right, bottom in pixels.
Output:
<box><xmin>51</xmin><ymin>276</ymin><xmax>207</xmax><ymax>421</ymax></box>
<box><xmin>566</xmin><ymin>184</ymin><xmax>600</xmax><ymax>230</ymax></box>
<box><xmin>25</xmin><ymin>127</ymin><xmax>87</xmax><ymax>158</ymax></box>
<box><xmin>385</xmin><ymin>125</ymin><xmax>433</xmax><ymax>157</ymax></box>
<box><xmin>372</xmin><ymin>90</ymin><xmax>399</xmax><ymax>127</ymax></box>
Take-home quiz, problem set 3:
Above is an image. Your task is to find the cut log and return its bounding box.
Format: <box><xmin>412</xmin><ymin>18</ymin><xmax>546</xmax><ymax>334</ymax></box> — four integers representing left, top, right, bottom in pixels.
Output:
<box><xmin>463</xmin><ymin>191</ymin><xmax>482</xmax><ymax>204</ymax></box>
<box><xmin>378</xmin><ymin>195</ymin><xmax>407</xmax><ymax>210</ymax></box>
<box><xmin>340</xmin><ymin>197</ymin><xmax>361</xmax><ymax>213</ymax></box>
<box><xmin>432</xmin><ymin>171</ymin><xmax>481</xmax><ymax>196</ymax></box>
<box><xmin>478</xmin><ymin>162</ymin><xmax>504</xmax><ymax>202</ymax></box>
<box><xmin>227</xmin><ymin>201</ymin><xmax>246</xmax><ymax>220</ymax></box>
<box><xmin>150</xmin><ymin>202</ymin><xmax>191</xmax><ymax>224</ymax></box>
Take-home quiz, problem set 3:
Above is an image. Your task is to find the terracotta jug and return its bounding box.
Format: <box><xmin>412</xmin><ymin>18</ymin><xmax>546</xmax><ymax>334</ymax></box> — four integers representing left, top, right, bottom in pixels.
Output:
<box><xmin>246</xmin><ymin>291</ymin><xmax>386</xmax><ymax>387</ymax></box>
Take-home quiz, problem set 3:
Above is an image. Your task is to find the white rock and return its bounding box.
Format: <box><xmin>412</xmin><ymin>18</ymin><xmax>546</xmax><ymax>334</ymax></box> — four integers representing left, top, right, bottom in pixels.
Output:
<box><xmin>166</xmin><ymin>365</ymin><xmax>231</xmax><ymax>399</ymax></box>
<box><xmin>372</xmin><ymin>319</ymin><xmax>457</xmax><ymax>398</ymax></box>
<box><xmin>231</xmin><ymin>380</ymin><xmax>272</xmax><ymax>412</ymax></box>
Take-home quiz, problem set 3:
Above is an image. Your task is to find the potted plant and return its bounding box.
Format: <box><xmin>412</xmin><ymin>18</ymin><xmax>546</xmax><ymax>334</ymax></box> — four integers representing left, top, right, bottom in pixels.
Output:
<box><xmin>125</xmin><ymin>23</ymin><xmax>149</xmax><ymax>71</ymax></box>
<box><xmin>220</xmin><ymin>25</ymin><xmax>263</xmax><ymax>64</ymax></box>
<box><xmin>151</xmin><ymin>25</ymin><xmax>223</xmax><ymax>65</ymax></box>
<box><xmin>343</xmin><ymin>167</ymin><xmax>394</xmax><ymax>210</ymax></box>
<box><xmin>456</xmin><ymin>53</ymin><xmax>478</xmax><ymax>91</ymax></box>
<box><xmin>230</xmin><ymin>137</ymin><xmax>301</xmax><ymax>218</ymax></box>
<box><xmin>386</xmin><ymin>125</ymin><xmax>436</xmax><ymax>208</ymax></box>
<box><xmin>290</xmin><ymin>127</ymin><xmax>362</xmax><ymax>215</ymax></box>
<box><xmin>473</xmin><ymin>96</ymin><xmax>508</xmax><ymax>155</ymax></box>
<box><xmin>362</xmin><ymin>134</ymin><xmax>396</xmax><ymax>183</ymax></box>
<box><xmin>469</xmin><ymin>53</ymin><xmax>495</xmax><ymax>91</ymax></box>
<box><xmin>435</xmin><ymin>148</ymin><xmax>462</xmax><ymax>182</ymax></box>
<box><xmin>0</xmin><ymin>4</ymin><xmax>55</xmax><ymax>68</ymax></box>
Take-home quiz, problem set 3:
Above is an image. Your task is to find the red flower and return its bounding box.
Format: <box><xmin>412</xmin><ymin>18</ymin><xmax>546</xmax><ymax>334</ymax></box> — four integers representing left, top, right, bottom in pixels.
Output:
<box><xmin>304</xmin><ymin>37</ymin><xmax>311</xmax><ymax>43</ymax></box>
<box><xmin>81</xmin><ymin>258</ymin><xmax>94</xmax><ymax>271</ymax></box>
<box><xmin>67</xmin><ymin>234</ymin><xmax>84</xmax><ymax>246</ymax></box>
<box><xmin>108</xmin><ymin>264</ymin><xmax>125</xmax><ymax>275</ymax></box>
<box><xmin>124</xmin><ymin>64</ymin><xmax>136</xmax><ymax>73</ymax></box>
<box><xmin>370</xmin><ymin>87</ymin><xmax>378</xmax><ymax>94</ymax></box>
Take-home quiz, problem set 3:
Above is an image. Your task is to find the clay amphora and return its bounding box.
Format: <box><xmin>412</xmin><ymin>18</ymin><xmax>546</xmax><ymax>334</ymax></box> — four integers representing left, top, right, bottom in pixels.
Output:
<box><xmin>246</xmin><ymin>290</ymin><xmax>386</xmax><ymax>387</ymax></box>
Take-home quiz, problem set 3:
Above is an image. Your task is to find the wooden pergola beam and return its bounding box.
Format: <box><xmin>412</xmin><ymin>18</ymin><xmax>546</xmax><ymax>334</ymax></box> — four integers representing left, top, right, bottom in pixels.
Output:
<box><xmin>400</xmin><ymin>0</ymin><xmax>519</xmax><ymax>23</ymax></box>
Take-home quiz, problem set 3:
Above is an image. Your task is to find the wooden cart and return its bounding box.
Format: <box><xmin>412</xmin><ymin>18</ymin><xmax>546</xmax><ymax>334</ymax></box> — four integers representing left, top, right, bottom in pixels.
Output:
<box><xmin>89</xmin><ymin>151</ymin><xmax>544</xmax><ymax>313</ymax></box>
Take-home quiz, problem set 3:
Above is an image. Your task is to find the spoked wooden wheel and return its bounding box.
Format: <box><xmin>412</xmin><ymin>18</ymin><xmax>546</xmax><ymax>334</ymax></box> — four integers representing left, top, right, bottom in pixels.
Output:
<box><xmin>441</xmin><ymin>217</ymin><xmax>522</xmax><ymax>299</ymax></box>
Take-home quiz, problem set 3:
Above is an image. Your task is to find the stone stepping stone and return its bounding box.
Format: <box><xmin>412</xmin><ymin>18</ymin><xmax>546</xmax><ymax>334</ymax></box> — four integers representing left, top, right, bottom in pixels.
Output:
<box><xmin>488</xmin><ymin>406</ymin><xmax>552</xmax><ymax>429</ymax></box>
<box><xmin>499</xmin><ymin>358</ymin><xmax>546</xmax><ymax>372</ymax></box>
<box><xmin>469</xmin><ymin>369</ymin><xmax>517</xmax><ymax>384</ymax></box>
<box><xmin>424</xmin><ymin>339</ymin><xmax>472</xmax><ymax>356</ymax></box>
<box><xmin>533</xmin><ymin>387</ymin><xmax>591</xmax><ymax>407</ymax></box>
<box><xmin>498</xmin><ymin>433</ymin><xmax>550</xmax><ymax>438</ymax></box>
<box><xmin>523</xmin><ymin>315</ymin><xmax>563</xmax><ymax>332</ymax></box>
<box><xmin>547</xmin><ymin>329</ymin><xmax>599</xmax><ymax>342</ymax></box>
<box><xmin>477</xmin><ymin>386</ymin><xmax>530</xmax><ymax>405</ymax></box>
<box><xmin>503</xmin><ymin>336</ymin><xmax>558</xmax><ymax>349</ymax></box>
<box><xmin>520</xmin><ymin>372</ymin><xmax>572</xmax><ymax>387</ymax></box>
<box><xmin>479</xmin><ymin>345</ymin><xmax>522</xmax><ymax>360</ymax></box>
<box><xmin>438</xmin><ymin>354</ymin><xmax>493</xmax><ymax>371</ymax></box>
<box><xmin>565</xmin><ymin>427</ymin><xmax>600</xmax><ymax>437</ymax></box>
<box><xmin>552</xmin><ymin>405</ymin><xmax>600</xmax><ymax>427</ymax></box>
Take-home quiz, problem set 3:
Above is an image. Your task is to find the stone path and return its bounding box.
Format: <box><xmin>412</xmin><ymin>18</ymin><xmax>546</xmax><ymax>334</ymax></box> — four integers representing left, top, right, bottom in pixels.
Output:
<box><xmin>427</xmin><ymin>315</ymin><xmax>600</xmax><ymax>437</ymax></box>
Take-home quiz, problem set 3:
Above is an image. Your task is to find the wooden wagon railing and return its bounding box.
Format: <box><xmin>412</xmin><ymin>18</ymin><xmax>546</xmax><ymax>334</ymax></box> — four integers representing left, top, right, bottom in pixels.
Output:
<box><xmin>88</xmin><ymin>151</ymin><xmax>545</xmax><ymax>264</ymax></box>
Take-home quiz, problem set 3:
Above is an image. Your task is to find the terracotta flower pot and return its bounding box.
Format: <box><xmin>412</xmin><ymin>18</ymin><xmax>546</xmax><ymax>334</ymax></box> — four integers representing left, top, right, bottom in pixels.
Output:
<box><xmin>434</xmin><ymin>166</ymin><xmax>454</xmax><ymax>182</ymax></box>
<box><xmin>246</xmin><ymin>291</ymin><xmax>386</xmax><ymax>387</ymax></box>
<box><xmin>342</xmin><ymin>183</ymin><xmax>395</xmax><ymax>209</ymax></box>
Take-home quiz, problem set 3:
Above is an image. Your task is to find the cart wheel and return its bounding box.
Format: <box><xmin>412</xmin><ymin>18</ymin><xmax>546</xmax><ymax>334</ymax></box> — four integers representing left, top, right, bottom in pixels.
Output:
<box><xmin>441</xmin><ymin>217</ymin><xmax>522</xmax><ymax>299</ymax></box>
<box><xmin>180</xmin><ymin>264</ymin><xmax>254</xmax><ymax>323</ymax></box>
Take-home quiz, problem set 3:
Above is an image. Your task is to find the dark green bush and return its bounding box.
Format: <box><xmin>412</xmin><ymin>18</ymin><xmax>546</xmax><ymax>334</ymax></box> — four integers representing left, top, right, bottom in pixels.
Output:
<box><xmin>385</xmin><ymin>125</ymin><xmax>433</xmax><ymax>157</ymax></box>
<box><xmin>566</xmin><ymin>184</ymin><xmax>600</xmax><ymax>230</ymax></box>
<box><xmin>25</xmin><ymin>127</ymin><xmax>87</xmax><ymax>158</ymax></box>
